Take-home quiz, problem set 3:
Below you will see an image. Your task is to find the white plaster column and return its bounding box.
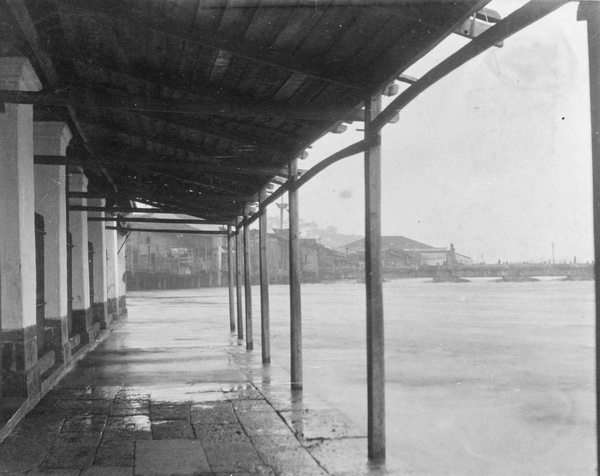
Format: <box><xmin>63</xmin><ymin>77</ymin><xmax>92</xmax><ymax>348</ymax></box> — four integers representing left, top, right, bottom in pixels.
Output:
<box><xmin>106</xmin><ymin>227</ymin><xmax>119</xmax><ymax>321</ymax></box>
<box><xmin>88</xmin><ymin>199</ymin><xmax>109</xmax><ymax>329</ymax></box>
<box><xmin>116</xmin><ymin>231</ymin><xmax>127</xmax><ymax>317</ymax></box>
<box><xmin>34</xmin><ymin>122</ymin><xmax>72</xmax><ymax>363</ymax></box>
<box><xmin>212</xmin><ymin>236</ymin><xmax>223</xmax><ymax>287</ymax></box>
<box><xmin>0</xmin><ymin>57</ymin><xmax>42</xmax><ymax>398</ymax></box>
<box><xmin>68</xmin><ymin>170</ymin><xmax>93</xmax><ymax>344</ymax></box>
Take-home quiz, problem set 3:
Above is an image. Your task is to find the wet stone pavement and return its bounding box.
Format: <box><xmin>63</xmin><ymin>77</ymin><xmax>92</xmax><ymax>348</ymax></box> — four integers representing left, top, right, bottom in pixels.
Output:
<box><xmin>0</xmin><ymin>293</ymin><xmax>386</xmax><ymax>475</ymax></box>
<box><xmin>0</xmin><ymin>358</ymin><xmax>378</xmax><ymax>475</ymax></box>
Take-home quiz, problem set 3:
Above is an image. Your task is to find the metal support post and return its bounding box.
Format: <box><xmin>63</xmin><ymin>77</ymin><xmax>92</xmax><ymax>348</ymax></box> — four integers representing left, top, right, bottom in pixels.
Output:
<box><xmin>289</xmin><ymin>158</ymin><xmax>302</xmax><ymax>390</ymax></box>
<box><xmin>578</xmin><ymin>2</ymin><xmax>600</xmax><ymax>463</ymax></box>
<box><xmin>243</xmin><ymin>203</ymin><xmax>253</xmax><ymax>350</ymax></box>
<box><xmin>259</xmin><ymin>188</ymin><xmax>271</xmax><ymax>364</ymax></box>
<box><xmin>227</xmin><ymin>225</ymin><xmax>236</xmax><ymax>333</ymax></box>
<box><xmin>235</xmin><ymin>216</ymin><xmax>244</xmax><ymax>340</ymax></box>
<box><xmin>364</xmin><ymin>91</ymin><xmax>385</xmax><ymax>460</ymax></box>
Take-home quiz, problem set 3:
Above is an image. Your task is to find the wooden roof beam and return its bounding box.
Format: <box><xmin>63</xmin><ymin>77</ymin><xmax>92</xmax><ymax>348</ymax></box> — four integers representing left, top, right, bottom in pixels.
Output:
<box><xmin>93</xmin><ymin>170</ymin><xmax>254</xmax><ymax>203</ymax></box>
<box><xmin>75</xmin><ymin>186</ymin><xmax>245</xmax><ymax>211</ymax></box>
<box><xmin>139</xmin><ymin>112</ymin><xmax>296</xmax><ymax>156</ymax></box>
<box><xmin>365</xmin><ymin>0</ymin><xmax>489</xmax><ymax>91</ymax></box>
<box><xmin>69</xmin><ymin>59</ymin><xmax>326</xmax><ymax>131</ymax></box>
<box><xmin>68</xmin><ymin>191</ymin><xmax>257</xmax><ymax>202</ymax></box>
<box><xmin>123</xmin><ymin>167</ymin><xmax>251</xmax><ymax>198</ymax></box>
<box><xmin>78</xmin><ymin>121</ymin><xmax>274</xmax><ymax>164</ymax></box>
<box><xmin>0</xmin><ymin>88</ymin><xmax>365</xmax><ymax>122</ymax></box>
<box><xmin>5</xmin><ymin>0</ymin><xmax>118</xmax><ymax>192</ymax></box>
<box><xmin>105</xmin><ymin>226</ymin><xmax>227</xmax><ymax>235</ymax></box>
<box><xmin>5</xmin><ymin>0</ymin><xmax>59</xmax><ymax>84</ymax></box>
<box><xmin>56</xmin><ymin>0</ymin><xmax>365</xmax><ymax>91</ymax></box>
<box><xmin>237</xmin><ymin>139</ymin><xmax>367</xmax><ymax>230</ymax></box>
<box><xmin>36</xmin><ymin>154</ymin><xmax>282</xmax><ymax>176</ymax></box>
<box><xmin>63</xmin><ymin>153</ymin><xmax>254</xmax><ymax>205</ymax></box>
<box><xmin>129</xmin><ymin>195</ymin><xmax>241</xmax><ymax>217</ymax></box>
<box><xmin>71</xmin><ymin>204</ymin><xmax>235</xmax><ymax>220</ymax></box>
<box><xmin>82</xmin><ymin>118</ymin><xmax>284</xmax><ymax>160</ymax></box>
<box><xmin>70</xmin><ymin>205</ymin><xmax>160</xmax><ymax>213</ymax></box>
<box><xmin>371</xmin><ymin>0</ymin><xmax>570</xmax><ymax>132</ymax></box>
<box><xmin>89</xmin><ymin>217</ymin><xmax>230</xmax><ymax>225</ymax></box>
<box><xmin>74</xmin><ymin>135</ymin><xmax>260</xmax><ymax>165</ymax></box>
<box><xmin>131</xmin><ymin>0</ymin><xmax>480</xmax><ymax>5</ymax></box>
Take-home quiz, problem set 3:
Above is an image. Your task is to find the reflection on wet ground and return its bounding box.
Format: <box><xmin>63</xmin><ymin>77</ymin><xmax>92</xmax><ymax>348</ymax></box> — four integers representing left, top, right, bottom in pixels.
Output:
<box><xmin>0</xmin><ymin>289</ymin><xmax>388</xmax><ymax>475</ymax></box>
<box><xmin>0</xmin><ymin>280</ymin><xmax>594</xmax><ymax>475</ymax></box>
<box><xmin>264</xmin><ymin>279</ymin><xmax>596</xmax><ymax>475</ymax></box>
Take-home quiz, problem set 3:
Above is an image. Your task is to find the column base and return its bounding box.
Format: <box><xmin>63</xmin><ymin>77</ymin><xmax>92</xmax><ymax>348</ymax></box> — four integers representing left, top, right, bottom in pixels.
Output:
<box><xmin>107</xmin><ymin>298</ymin><xmax>118</xmax><ymax>322</ymax></box>
<box><xmin>93</xmin><ymin>302</ymin><xmax>108</xmax><ymax>329</ymax></box>
<box><xmin>63</xmin><ymin>340</ymin><xmax>73</xmax><ymax>364</ymax></box>
<box><xmin>118</xmin><ymin>295</ymin><xmax>127</xmax><ymax>318</ymax></box>
<box><xmin>105</xmin><ymin>296</ymin><xmax>127</xmax><ymax>323</ymax></box>
<box><xmin>45</xmin><ymin>317</ymin><xmax>68</xmax><ymax>365</ymax></box>
<box><xmin>1</xmin><ymin>326</ymin><xmax>40</xmax><ymax>399</ymax></box>
<box><xmin>72</xmin><ymin>308</ymin><xmax>94</xmax><ymax>345</ymax></box>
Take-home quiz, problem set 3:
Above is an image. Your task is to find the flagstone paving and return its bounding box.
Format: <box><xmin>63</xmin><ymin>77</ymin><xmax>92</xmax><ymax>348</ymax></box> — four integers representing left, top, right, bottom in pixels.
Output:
<box><xmin>0</xmin><ymin>293</ymin><xmax>388</xmax><ymax>475</ymax></box>
<box><xmin>0</xmin><ymin>372</ymin><xmax>379</xmax><ymax>475</ymax></box>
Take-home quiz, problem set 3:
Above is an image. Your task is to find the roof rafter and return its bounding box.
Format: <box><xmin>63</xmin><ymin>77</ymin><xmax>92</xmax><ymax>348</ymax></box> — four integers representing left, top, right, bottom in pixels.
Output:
<box><xmin>371</xmin><ymin>0</ymin><xmax>570</xmax><ymax>131</ymax></box>
<box><xmin>140</xmin><ymin>112</ymin><xmax>297</xmax><ymax>156</ymax></box>
<box><xmin>56</xmin><ymin>0</ymin><xmax>365</xmax><ymax>91</ymax></box>
<box><xmin>89</xmin><ymin>148</ymin><xmax>255</xmax><ymax>193</ymax></box>
<box><xmin>71</xmin><ymin>204</ymin><xmax>234</xmax><ymax>220</ymax></box>
<box><xmin>68</xmin><ymin>191</ymin><xmax>257</xmax><ymax>202</ymax></box>
<box><xmin>78</xmin><ymin>120</ymin><xmax>251</xmax><ymax>161</ymax></box>
<box><xmin>0</xmin><ymin>88</ymin><xmax>365</xmax><ymax>123</ymax></box>
<box><xmin>69</xmin><ymin>205</ymin><xmax>159</xmax><ymax>213</ymax></box>
<box><xmin>36</xmin><ymin>154</ymin><xmax>284</xmax><ymax>176</ymax></box>
<box><xmin>5</xmin><ymin>0</ymin><xmax>118</xmax><ymax>191</ymax></box>
<box><xmin>120</xmin><ymin>196</ymin><xmax>231</xmax><ymax>218</ymax></box>
<box><xmin>89</xmin><ymin>216</ymin><xmax>229</xmax><ymax>225</ymax></box>
<box><xmin>111</xmin><ymin>189</ymin><xmax>242</xmax><ymax>217</ymax></box>
<box><xmin>124</xmin><ymin>165</ymin><xmax>251</xmax><ymax>198</ymax></box>
<box><xmin>119</xmin><ymin>174</ymin><xmax>256</xmax><ymax>205</ymax></box>
<box><xmin>365</xmin><ymin>0</ymin><xmax>489</xmax><ymax>91</ymax></box>
<box><xmin>68</xmin><ymin>58</ymin><xmax>328</xmax><ymax>131</ymax></box>
<box><xmin>105</xmin><ymin>226</ymin><xmax>228</xmax><ymax>235</ymax></box>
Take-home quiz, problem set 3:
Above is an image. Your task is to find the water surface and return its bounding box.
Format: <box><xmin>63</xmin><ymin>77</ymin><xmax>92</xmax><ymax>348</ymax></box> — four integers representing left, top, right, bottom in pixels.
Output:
<box><xmin>129</xmin><ymin>278</ymin><xmax>595</xmax><ymax>475</ymax></box>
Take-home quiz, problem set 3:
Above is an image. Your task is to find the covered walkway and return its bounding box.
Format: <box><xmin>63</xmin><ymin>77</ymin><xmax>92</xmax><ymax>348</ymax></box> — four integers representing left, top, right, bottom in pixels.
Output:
<box><xmin>1</xmin><ymin>0</ymin><xmax>598</xmax><ymax>472</ymax></box>
<box><xmin>0</xmin><ymin>292</ymin><xmax>378</xmax><ymax>476</ymax></box>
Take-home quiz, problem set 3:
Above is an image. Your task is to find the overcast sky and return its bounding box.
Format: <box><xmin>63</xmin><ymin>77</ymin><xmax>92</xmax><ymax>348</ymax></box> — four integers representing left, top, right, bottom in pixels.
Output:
<box><xmin>267</xmin><ymin>1</ymin><xmax>593</xmax><ymax>264</ymax></box>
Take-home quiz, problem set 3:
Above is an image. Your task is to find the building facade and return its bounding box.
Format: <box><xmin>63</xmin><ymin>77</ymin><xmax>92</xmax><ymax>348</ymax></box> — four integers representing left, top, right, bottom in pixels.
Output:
<box><xmin>247</xmin><ymin>229</ymin><xmax>362</xmax><ymax>284</ymax></box>
<box><xmin>124</xmin><ymin>220</ymin><xmax>225</xmax><ymax>290</ymax></box>
<box><xmin>0</xmin><ymin>59</ymin><xmax>128</xmax><ymax>418</ymax></box>
<box><xmin>343</xmin><ymin>236</ymin><xmax>473</xmax><ymax>273</ymax></box>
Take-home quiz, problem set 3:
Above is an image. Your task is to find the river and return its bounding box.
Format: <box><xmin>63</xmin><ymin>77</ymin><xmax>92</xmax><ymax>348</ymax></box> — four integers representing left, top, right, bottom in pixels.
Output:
<box><xmin>129</xmin><ymin>278</ymin><xmax>596</xmax><ymax>475</ymax></box>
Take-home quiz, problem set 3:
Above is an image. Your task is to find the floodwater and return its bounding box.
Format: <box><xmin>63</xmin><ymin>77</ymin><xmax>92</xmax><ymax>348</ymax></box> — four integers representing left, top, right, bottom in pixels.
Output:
<box><xmin>128</xmin><ymin>278</ymin><xmax>596</xmax><ymax>475</ymax></box>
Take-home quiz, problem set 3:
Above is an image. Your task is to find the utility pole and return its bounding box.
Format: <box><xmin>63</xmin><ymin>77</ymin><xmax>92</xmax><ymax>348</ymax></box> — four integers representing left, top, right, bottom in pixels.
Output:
<box><xmin>276</xmin><ymin>199</ymin><xmax>288</xmax><ymax>230</ymax></box>
<box><xmin>552</xmin><ymin>243</ymin><xmax>555</xmax><ymax>265</ymax></box>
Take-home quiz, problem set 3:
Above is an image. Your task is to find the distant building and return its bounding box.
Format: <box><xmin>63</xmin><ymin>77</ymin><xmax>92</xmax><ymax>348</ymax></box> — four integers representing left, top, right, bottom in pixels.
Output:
<box><xmin>247</xmin><ymin>229</ymin><xmax>291</xmax><ymax>284</ymax></box>
<box><xmin>124</xmin><ymin>216</ymin><xmax>225</xmax><ymax>290</ymax></box>
<box><xmin>127</xmin><ymin>228</ymin><xmax>469</xmax><ymax>288</ymax></box>
<box><xmin>248</xmin><ymin>229</ymin><xmax>320</xmax><ymax>283</ymax></box>
<box><xmin>342</xmin><ymin>236</ymin><xmax>472</xmax><ymax>271</ymax></box>
<box><xmin>317</xmin><ymin>243</ymin><xmax>363</xmax><ymax>280</ymax></box>
<box><xmin>248</xmin><ymin>229</ymin><xmax>362</xmax><ymax>283</ymax></box>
